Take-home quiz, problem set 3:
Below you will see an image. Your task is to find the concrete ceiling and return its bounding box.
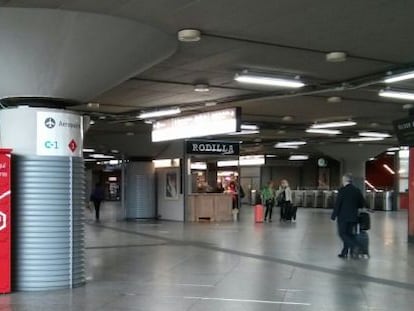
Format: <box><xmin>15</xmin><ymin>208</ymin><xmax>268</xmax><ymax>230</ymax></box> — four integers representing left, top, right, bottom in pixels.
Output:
<box><xmin>2</xmin><ymin>0</ymin><xmax>414</xmax><ymax>157</ymax></box>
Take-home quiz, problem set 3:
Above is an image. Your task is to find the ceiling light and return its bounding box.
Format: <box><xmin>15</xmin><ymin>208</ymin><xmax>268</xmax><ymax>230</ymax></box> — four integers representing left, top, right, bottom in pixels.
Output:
<box><xmin>137</xmin><ymin>107</ymin><xmax>181</xmax><ymax>119</ymax></box>
<box><xmin>327</xmin><ymin>96</ymin><xmax>342</xmax><ymax>103</ymax></box>
<box><xmin>289</xmin><ymin>155</ymin><xmax>309</xmax><ymax>161</ymax></box>
<box><xmin>89</xmin><ymin>120</ymin><xmax>95</xmax><ymax>125</ymax></box>
<box><xmin>234</xmin><ymin>72</ymin><xmax>305</xmax><ymax>88</ymax></box>
<box><xmin>277</xmin><ymin>141</ymin><xmax>307</xmax><ymax>146</ymax></box>
<box><xmin>383</xmin><ymin>164</ymin><xmax>395</xmax><ymax>175</ymax></box>
<box><xmin>227</xmin><ymin>130</ymin><xmax>259</xmax><ymax>136</ymax></box>
<box><xmin>205</xmin><ymin>101</ymin><xmax>217</xmax><ymax>107</ymax></box>
<box><xmin>274</xmin><ymin>145</ymin><xmax>299</xmax><ymax>149</ymax></box>
<box><xmin>239</xmin><ymin>155</ymin><xmax>265</xmax><ymax>166</ymax></box>
<box><xmin>110</xmin><ymin>149</ymin><xmax>119</xmax><ymax>154</ymax></box>
<box><xmin>84</xmin><ymin>159</ymin><xmax>97</xmax><ymax>162</ymax></box>
<box><xmin>266</xmin><ymin>154</ymin><xmax>277</xmax><ymax>158</ymax></box>
<box><xmin>99</xmin><ymin>115</ymin><xmax>107</xmax><ymax>120</ymax></box>
<box><xmin>191</xmin><ymin>162</ymin><xmax>207</xmax><ymax>170</ymax></box>
<box><xmin>126</xmin><ymin>132</ymin><xmax>135</xmax><ymax>136</ymax></box>
<box><xmin>326</xmin><ymin>51</ymin><xmax>347</xmax><ymax>62</ymax></box>
<box><xmin>368</xmin><ymin>157</ymin><xmax>376</xmax><ymax>161</ymax></box>
<box><xmin>90</xmin><ymin>154</ymin><xmax>115</xmax><ymax>159</ymax></box>
<box><xmin>124</xmin><ymin>122</ymin><xmax>134</xmax><ymax>127</ymax></box>
<box><xmin>83</xmin><ymin>148</ymin><xmax>95</xmax><ymax>153</ymax></box>
<box><xmin>87</xmin><ymin>102</ymin><xmax>100</xmax><ymax>109</ymax></box>
<box><xmin>177</xmin><ymin>29</ymin><xmax>201</xmax><ymax>42</ymax></box>
<box><xmin>241</xmin><ymin>124</ymin><xmax>259</xmax><ymax>131</ymax></box>
<box><xmin>306</xmin><ymin>128</ymin><xmax>342</xmax><ymax>135</ymax></box>
<box><xmin>365</xmin><ymin>180</ymin><xmax>378</xmax><ymax>192</ymax></box>
<box><xmin>282</xmin><ymin>116</ymin><xmax>294</xmax><ymax>122</ymax></box>
<box><xmin>403</xmin><ymin>103</ymin><xmax>414</xmax><ymax>110</ymax></box>
<box><xmin>379</xmin><ymin>89</ymin><xmax>414</xmax><ymax>101</ymax></box>
<box><xmin>387</xmin><ymin>147</ymin><xmax>400</xmax><ymax>151</ymax></box>
<box><xmin>144</xmin><ymin>120</ymin><xmax>153</xmax><ymax>124</ymax></box>
<box><xmin>311</xmin><ymin>121</ymin><xmax>356</xmax><ymax>129</ymax></box>
<box><xmin>194</xmin><ymin>84</ymin><xmax>210</xmax><ymax>92</ymax></box>
<box><xmin>359</xmin><ymin>132</ymin><xmax>391</xmax><ymax>138</ymax></box>
<box><xmin>348</xmin><ymin>137</ymin><xmax>384</xmax><ymax>142</ymax></box>
<box><xmin>386</xmin><ymin>151</ymin><xmax>395</xmax><ymax>155</ymax></box>
<box><xmin>384</xmin><ymin>70</ymin><xmax>414</xmax><ymax>83</ymax></box>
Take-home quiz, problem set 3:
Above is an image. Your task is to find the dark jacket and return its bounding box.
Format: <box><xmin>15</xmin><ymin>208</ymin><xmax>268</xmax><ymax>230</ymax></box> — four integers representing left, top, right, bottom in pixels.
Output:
<box><xmin>332</xmin><ymin>183</ymin><xmax>365</xmax><ymax>223</ymax></box>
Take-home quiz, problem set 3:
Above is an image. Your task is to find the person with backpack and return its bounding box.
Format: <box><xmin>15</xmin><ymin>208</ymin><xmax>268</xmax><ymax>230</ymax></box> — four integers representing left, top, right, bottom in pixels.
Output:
<box><xmin>261</xmin><ymin>181</ymin><xmax>276</xmax><ymax>222</ymax></box>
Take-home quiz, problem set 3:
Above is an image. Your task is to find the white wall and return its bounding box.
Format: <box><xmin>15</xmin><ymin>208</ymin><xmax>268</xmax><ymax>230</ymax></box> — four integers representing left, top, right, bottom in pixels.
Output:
<box><xmin>156</xmin><ymin>168</ymin><xmax>184</xmax><ymax>221</ymax></box>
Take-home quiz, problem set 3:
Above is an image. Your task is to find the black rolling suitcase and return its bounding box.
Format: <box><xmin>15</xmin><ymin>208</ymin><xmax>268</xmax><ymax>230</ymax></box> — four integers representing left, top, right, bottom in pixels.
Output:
<box><xmin>356</xmin><ymin>230</ymin><xmax>370</xmax><ymax>258</ymax></box>
<box><xmin>359</xmin><ymin>212</ymin><xmax>371</xmax><ymax>230</ymax></box>
<box><xmin>281</xmin><ymin>203</ymin><xmax>297</xmax><ymax>222</ymax></box>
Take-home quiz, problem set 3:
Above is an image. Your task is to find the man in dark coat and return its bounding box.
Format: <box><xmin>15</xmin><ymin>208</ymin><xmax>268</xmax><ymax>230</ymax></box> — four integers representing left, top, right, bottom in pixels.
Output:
<box><xmin>331</xmin><ymin>173</ymin><xmax>365</xmax><ymax>258</ymax></box>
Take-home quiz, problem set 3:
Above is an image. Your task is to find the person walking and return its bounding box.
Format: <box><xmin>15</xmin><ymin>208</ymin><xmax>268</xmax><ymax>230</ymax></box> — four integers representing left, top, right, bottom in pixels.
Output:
<box><xmin>90</xmin><ymin>182</ymin><xmax>105</xmax><ymax>222</ymax></box>
<box><xmin>262</xmin><ymin>181</ymin><xmax>276</xmax><ymax>222</ymax></box>
<box><xmin>331</xmin><ymin>173</ymin><xmax>365</xmax><ymax>258</ymax></box>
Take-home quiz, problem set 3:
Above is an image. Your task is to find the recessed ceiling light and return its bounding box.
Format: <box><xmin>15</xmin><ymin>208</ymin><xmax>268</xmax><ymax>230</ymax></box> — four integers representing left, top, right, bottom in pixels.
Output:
<box><xmin>99</xmin><ymin>115</ymin><xmax>107</xmax><ymax>120</ymax></box>
<box><xmin>277</xmin><ymin>130</ymin><xmax>286</xmax><ymax>135</ymax></box>
<box><xmin>403</xmin><ymin>103</ymin><xmax>414</xmax><ymax>110</ymax></box>
<box><xmin>144</xmin><ymin>120</ymin><xmax>153</xmax><ymax>124</ymax></box>
<box><xmin>110</xmin><ymin>149</ymin><xmax>119</xmax><ymax>153</ymax></box>
<box><xmin>124</xmin><ymin>122</ymin><xmax>134</xmax><ymax>127</ymax></box>
<box><xmin>387</xmin><ymin>147</ymin><xmax>400</xmax><ymax>151</ymax></box>
<box><xmin>359</xmin><ymin>132</ymin><xmax>391</xmax><ymax>138</ymax></box>
<box><xmin>234</xmin><ymin>72</ymin><xmax>305</xmax><ymax>88</ymax></box>
<box><xmin>326</xmin><ymin>51</ymin><xmax>347</xmax><ymax>63</ymax></box>
<box><xmin>87</xmin><ymin>102</ymin><xmax>100</xmax><ymax>109</ymax></box>
<box><xmin>177</xmin><ymin>29</ymin><xmax>201</xmax><ymax>42</ymax></box>
<box><xmin>205</xmin><ymin>101</ymin><xmax>217</xmax><ymax>107</ymax></box>
<box><xmin>126</xmin><ymin>132</ymin><xmax>135</xmax><ymax>136</ymax></box>
<box><xmin>370</xmin><ymin>122</ymin><xmax>379</xmax><ymax>127</ymax></box>
<box><xmin>83</xmin><ymin>148</ymin><xmax>95</xmax><ymax>153</ymax></box>
<box><xmin>194</xmin><ymin>84</ymin><xmax>210</xmax><ymax>92</ymax></box>
<box><xmin>306</xmin><ymin>128</ymin><xmax>342</xmax><ymax>135</ymax></box>
<box><xmin>379</xmin><ymin>89</ymin><xmax>414</xmax><ymax>101</ymax></box>
<box><xmin>266</xmin><ymin>154</ymin><xmax>277</xmax><ymax>158</ymax></box>
<box><xmin>327</xmin><ymin>96</ymin><xmax>342</xmax><ymax>103</ymax></box>
<box><xmin>89</xmin><ymin>120</ymin><xmax>95</xmax><ymax>125</ymax></box>
<box><xmin>311</xmin><ymin>121</ymin><xmax>356</xmax><ymax>129</ymax></box>
<box><xmin>241</xmin><ymin>124</ymin><xmax>259</xmax><ymax>131</ymax></box>
<box><xmin>282</xmin><ymin>116</ymin><xmax>294</xmax><ymax>122</ymax></box>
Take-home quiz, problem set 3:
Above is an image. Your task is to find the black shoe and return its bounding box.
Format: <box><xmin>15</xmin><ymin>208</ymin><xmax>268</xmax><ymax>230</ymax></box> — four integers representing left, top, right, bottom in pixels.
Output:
<box><xmin>338</xmin><ymin>253</ymin><xmax>348</xmax><ymax>259</ymax></box>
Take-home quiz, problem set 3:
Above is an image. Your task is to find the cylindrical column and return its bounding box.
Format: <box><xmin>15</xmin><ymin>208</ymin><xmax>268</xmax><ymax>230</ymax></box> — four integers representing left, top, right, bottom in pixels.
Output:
<box><xmin>0</xmin><ymin>106</ymin><xmax>85</xmax><ymax>291</ymax></box>
<box><xmin>408</xmin><ymin>148</ymin><xmax>414</xmax><ymax>242</ymax></box>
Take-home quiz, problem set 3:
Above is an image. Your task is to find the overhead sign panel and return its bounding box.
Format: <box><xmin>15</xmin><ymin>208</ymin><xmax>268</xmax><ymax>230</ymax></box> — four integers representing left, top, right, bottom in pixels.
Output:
<box><xmin>152</xmin><ymin>108</ymin><xmax>241</xmax><ymax>142</ymax></box>
<box><xmin>393</xmin><ymin>117</ymin><xmax>414</xmax><ymax>146</ymax></box>
<box><xmin>37</xmin><ymin>111</ymin><xmax>83</xmax><ymax>157</ymax></box>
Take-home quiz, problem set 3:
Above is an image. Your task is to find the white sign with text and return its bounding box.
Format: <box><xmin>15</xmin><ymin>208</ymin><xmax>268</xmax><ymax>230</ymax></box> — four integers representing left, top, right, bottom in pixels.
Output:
<box><xmin>37</xmin><ymin>111</ymin><xmax>83</xmax><ymax>157</ymax></box>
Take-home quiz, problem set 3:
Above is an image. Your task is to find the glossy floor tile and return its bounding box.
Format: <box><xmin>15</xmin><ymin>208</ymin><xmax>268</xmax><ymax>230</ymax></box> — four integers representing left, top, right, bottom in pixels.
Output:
<box><xmin>1</xmin><ymin>203</ymin><xmax>413</xmax><ymax>310</ymax></box>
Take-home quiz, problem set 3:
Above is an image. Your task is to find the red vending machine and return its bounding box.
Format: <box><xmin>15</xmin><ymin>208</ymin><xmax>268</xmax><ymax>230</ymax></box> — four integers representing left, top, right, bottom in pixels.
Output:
<box><xmin>0</xmin><ymin>149</ymin><xmax>12</xmax><ymax>294</ymax></box>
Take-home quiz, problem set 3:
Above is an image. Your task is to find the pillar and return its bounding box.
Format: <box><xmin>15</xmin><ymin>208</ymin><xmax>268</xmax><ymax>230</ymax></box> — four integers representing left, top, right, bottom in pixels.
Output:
<box><xmin>408</xmin><ymin>148</ymin><xmax>414</xmax><ymax>242</ymax></box>
<box><xmin>0</xmin><ymin>106</ymin><xmax>86</xmax><ymax>291</ymax></box>
<box><xmin>341</xmin><ymin>159</ymin><xmax>366</xmax><ymax>192</ymax></box>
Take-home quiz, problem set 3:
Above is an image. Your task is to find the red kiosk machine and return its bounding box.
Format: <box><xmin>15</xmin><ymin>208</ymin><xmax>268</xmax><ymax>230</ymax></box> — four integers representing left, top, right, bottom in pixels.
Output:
<box><xmin>0</xmin><ymin>149</ymin><xmax>12</xmax><ymax>294</ymax></box>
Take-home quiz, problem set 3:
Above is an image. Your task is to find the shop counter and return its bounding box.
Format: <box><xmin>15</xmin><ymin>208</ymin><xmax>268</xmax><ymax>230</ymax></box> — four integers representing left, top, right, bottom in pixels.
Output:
<box><xmin>187</xmin><ymin>193</ymin><xmax>233</xmax><ymax>222</ymax></box>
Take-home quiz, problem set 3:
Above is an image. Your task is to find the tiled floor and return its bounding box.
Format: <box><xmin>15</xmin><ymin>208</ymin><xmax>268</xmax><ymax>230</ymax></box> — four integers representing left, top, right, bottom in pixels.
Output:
<box><xmin>1</xmin><ymin>203</ymin><xmax>414</xmax><ymax>310</ymax></box>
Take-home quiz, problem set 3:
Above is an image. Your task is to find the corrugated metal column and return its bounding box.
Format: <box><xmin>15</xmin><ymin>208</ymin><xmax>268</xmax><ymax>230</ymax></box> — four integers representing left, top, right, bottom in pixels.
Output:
<box><xmin>12</xmin><ymin>156</ymin><xmax>85</xmax><ymax>291</ymax></box>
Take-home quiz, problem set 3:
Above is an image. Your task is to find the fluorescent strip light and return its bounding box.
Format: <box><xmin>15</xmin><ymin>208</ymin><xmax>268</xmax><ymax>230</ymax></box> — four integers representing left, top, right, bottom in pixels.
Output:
<box><xmin>227</xmin><ymin>130</ymin><xmax>259</xmax><ymax>136</ymax></box>
<box><xmin>306</xmin><ymin>128</ymin><xmax>342</xmax><ymax>135</ymax></box>
<box><xmin>266</xmin><ymin>154</ymin><xmax>277</xmax><ymax>158</ymax></box>
<box><xmin>191</xmin><ymin>162</ymin><xmax>207</xmax><ymax>170</ymax></box>
<box><xmin>383</xmin><ymin>164</ymin><xmax>395</xmax><ymax>175</ymax></box>
<box><xmin>399</xmin><ymin>150</ymin><xmax>409</xmax><ymax>159</ymax></box>
<box><xmin>234</xmin><ymin>73</ymin><xmax>305</xmax><ymax>88</ymax></box>
<box><xmin>217</xmin><ymin>160</ymin><xmax>239</xmax><ymax>167</ymax></box>
<box><xmin>359</xmin><ymin>132</ymin><xmax>391</xmax><ymax>138</ymax></box>
<box><xmin>274</xmin><ymin>144</ymin><xmax>299</xmax><ymax>149</ymax></box>
<box><xmin>84</xmin><ymin>159</ymin><xmax>97</xmax><ymax>162</ymax></box>
<box><xmin>365</xmin><ymin>180</ymin><xmax>378</xmax><ymax>192</ymax></box>
<box><xmin>239</xmin><ymin>155</ymin><xmax>265</xmax><ymax>166</ymax></box>
<box><xmin>311</xmin><ymin>121</ymin><xmax>356</xmax><ymax>129</ymax></box>
<box><xmin>387</xmin><ymin>147</ymin><xmax>400</xmax><ymax>151</ymax></box>
<box><xmin>348</xmin><ymin>137</ymin><xmax>384</xmax><ymax>142</ymax></box>
<box><xmin>89</xmin><ymin>154</ymin><xmax>115</xmax><ymax>159</ymax></box>
<box><xmin>277</xmin><ymin>141</ymin><xmax>307</xmax><ymax>146</ymax></box>
<box><xmin>386</xmin><ymin>151</ymin><xmax>395</xmax><ymax>155</ymax></box>
<box><xmin>138</xmin><ymin>108</ymin><xmax>181</xmax><ymax>119</ymax></box>
<box><xmin>379</xmin><ymin>90</ymin><xmax>414</xmax><ymax>101</ymax></box>
<box><xmin>384</xmin><ymin>71</ymin><xmax>414</xmax><ymax>83</ymax></box>
<box><xmin>153</xmin><ymin>158</ymin><xmax>180</xmax><ymax>168</ymax></box>
<box><xmin>83</xmin><ymin>148</ymin><xmax>95</xmax><ymax>153</ymax></box>
<box><xmin>289</xmin><ymin>155</ymin><xmax>309</xmax><ymax>161</ymax></box>
<box><xmin>241</xmin><ymin>124</ymin><xmax>259</xmax><ymax>130</ymax></box>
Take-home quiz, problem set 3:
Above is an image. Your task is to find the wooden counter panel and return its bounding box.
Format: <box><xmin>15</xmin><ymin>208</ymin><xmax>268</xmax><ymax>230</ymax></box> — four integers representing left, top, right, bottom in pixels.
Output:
<box><xmin>187</xmin><ymin>194</ymin><xmax>233</xmax><ymax>222</ymax></box>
